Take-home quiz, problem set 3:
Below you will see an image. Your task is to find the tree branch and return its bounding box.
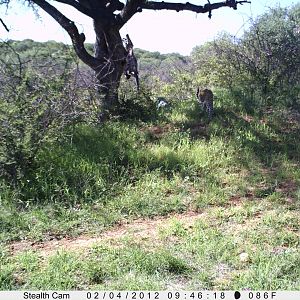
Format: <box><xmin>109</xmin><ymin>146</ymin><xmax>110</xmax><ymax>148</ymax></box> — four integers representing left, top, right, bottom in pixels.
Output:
<box><xmin>0</xmin><ymin>17</ymin><xmax>9</xmax><ymax>32</ymax></box>
<box><xmin>117</xmin><ymin>0</ymin><xmax>142</xmax><ymax>28</ymax></box>
<box><xmin>31</xmin><ymin>0</ymin><xmax>99</xmax><ymax>69</ymax></box>
<box><xmin>117</xmin><ymin>0</ymin><xmax>250</xmax><ymax>27</ymax></box>
<box><xmin>106</xmin><ymin>0</ymin><xmax>125</xmax><ymax>12</ymax></box>
<box><xmin>53</xmin><ymin>0</ymin><xmax>124</xmax><ymax>17</ymax></box>
<box><xmin>53</xmin><ymin>0</ymin><xmax>95</xmax><ymax>18</ymax></box>
<box><xmin>141</xmin><ymin>0</ymin><xmax>250</xmax><ymax>14</ymax></box>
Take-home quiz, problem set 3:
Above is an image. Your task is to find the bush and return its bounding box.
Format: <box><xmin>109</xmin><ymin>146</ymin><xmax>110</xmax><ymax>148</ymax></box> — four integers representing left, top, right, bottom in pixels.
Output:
<box><xmin>115</xmin><ymin>83</ymin><xmax>158</xmax><ymax>122</ymax></box>
<box><xmin>190</xmin><ymin>4</ymin><xmax>300</xmax><ymax>111</ymax></box>
<box><xmin>0</xmin><ymin>43</ymin><xmax>93</xmax><ymax>183</ymax></box>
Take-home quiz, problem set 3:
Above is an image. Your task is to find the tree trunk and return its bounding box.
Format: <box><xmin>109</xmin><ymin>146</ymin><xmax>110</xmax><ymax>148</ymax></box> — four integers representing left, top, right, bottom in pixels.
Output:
<box><xmin>93</xmin><ymin>20</ymin><xmax>127</xmax><ymax>118</ymax></box>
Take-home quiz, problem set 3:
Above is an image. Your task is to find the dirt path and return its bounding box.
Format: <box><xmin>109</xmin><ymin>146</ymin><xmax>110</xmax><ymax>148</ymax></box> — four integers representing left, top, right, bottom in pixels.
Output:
<box><xmin>10</xmin><ymin>211</ymin><xmax>205</xmax><ymax>257</ymax></box>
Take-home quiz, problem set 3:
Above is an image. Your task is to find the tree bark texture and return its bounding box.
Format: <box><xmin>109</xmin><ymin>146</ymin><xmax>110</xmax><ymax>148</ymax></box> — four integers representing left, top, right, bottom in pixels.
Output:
<box><xmin>93</xmin><ymin>20</ymin><xmax>127</xmax><ymax>115</ymax></box>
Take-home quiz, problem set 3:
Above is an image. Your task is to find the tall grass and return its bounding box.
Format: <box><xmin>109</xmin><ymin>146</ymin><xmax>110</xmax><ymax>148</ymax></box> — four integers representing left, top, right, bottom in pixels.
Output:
<box><xmin>1</xmin><ymin>89</ymin><xmax>299</xmax><ymax>289</ymax></box>
<box><xmin>1</xmin><ymin>90</ymin><xmax>299</xmax><ymax>241</ymax></box>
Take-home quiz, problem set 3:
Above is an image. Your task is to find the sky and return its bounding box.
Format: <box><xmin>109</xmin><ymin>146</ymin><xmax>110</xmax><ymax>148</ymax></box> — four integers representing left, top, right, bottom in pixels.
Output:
<box><xmin>0</xmin><ymin>0</ymin><xmax>297</xmax><ymax>55</ymax></box>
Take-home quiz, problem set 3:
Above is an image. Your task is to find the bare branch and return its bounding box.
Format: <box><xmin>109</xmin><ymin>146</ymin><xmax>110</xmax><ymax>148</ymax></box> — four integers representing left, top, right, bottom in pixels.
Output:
<box><xmin>0</xmin><ymin>17</ymin><xmax>9</xmax><ymax>32</ymax></box>
<box><xmin>140</xmin><ymin>0</ymin><xmax>250</xmax><ymax>14</ymax></box>
<box><xmin>117</xmin><ymin>0</ymin><xmax>142</xmax><ymax>28</ymax></box>
<box><xmin>53</xmin><ymin>0</ymin><xmax>124</xmax><ymax>21</ymax></box>
<box><xmin>53</xmin><ymin>0</ymin><xmax>95</xmax><ymax>18</ymax></box>
<box><xmin>31</xmin><ymin>0</ymin><xmax>99</xmax><ymax>69</ymax></box>
<box><xmin>117</xmin><ymin>0</ymin><xmax>250</xmax><ymax>27</ymax></box>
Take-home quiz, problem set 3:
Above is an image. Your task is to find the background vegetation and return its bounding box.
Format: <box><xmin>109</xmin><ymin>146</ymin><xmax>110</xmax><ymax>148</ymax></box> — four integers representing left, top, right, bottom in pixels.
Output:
<box><xmin>0</xmin><ymin>4</ymin><xmax>299</xmax><ymax>290</ymax></box>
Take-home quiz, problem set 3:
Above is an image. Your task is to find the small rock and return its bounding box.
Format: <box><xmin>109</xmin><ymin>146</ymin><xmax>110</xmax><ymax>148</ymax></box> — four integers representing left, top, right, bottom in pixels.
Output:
<box><xmin>239</xmin><ymin>252</ymin><xmax>250</xmax><ymax>262</ymax></box>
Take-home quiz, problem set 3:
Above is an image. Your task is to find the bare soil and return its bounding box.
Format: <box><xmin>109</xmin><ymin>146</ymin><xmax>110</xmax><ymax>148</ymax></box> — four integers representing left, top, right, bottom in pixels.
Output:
<box><xmin>9</xmin><ymin>211</ymin><xmax>205</xmax><ymax>257</ymax></box>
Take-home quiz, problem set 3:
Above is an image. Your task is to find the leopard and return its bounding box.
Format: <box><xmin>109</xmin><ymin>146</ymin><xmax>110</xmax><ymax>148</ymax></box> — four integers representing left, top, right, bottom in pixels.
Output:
<box><xmin>196</xmin><ymin>87</ymin><xmax>214</xmax><ymax>120</ymax></box>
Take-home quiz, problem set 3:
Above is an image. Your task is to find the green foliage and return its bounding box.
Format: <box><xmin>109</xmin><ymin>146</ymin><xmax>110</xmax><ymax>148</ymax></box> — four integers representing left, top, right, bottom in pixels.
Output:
<box><xmin>116</xmin><ymin>83</ymin><xmax>158</xmax><ymax>121</ymax></box>
<box><xmin>2</xmin><ymin>40</ymin><xmax>75</xmax><ymax>66</ymax></box>
<box><xmin>235</xmin><ymin>4</ymin><xmax>300</xmax><ymax>106</ymax></box>
<box><xmin>191</xmin><ymin>41</ymin><xmax>225</xmax><ymax>88</ymax></box>
<box><xmin>0</xmin><ymin>42</ymin><xmax>92</xmax><ymax>183</ymax></box>
<box><xmin>161</xmin><ymin>71</ymin><xmax>195</xmax><ymax>102</ymax></box>
<box><xmin>190</xmin><ymin>4</ymin><xmax>300</xmax><ymax>111</ymax></box>
<box><xmin>135</xmin><ymin>48</ymin><xmax>190</xmax><ymax>84</ymax></box>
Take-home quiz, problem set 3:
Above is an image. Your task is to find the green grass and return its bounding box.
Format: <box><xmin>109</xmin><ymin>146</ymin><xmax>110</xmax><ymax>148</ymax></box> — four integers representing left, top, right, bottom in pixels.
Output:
<box><xmin>0</xmin><ymin>89</ymin><xmax>299</xmax><ymax>289</ymax></box>
<box><xmin>1</xmin><ymin>199</ymin><xmax>299</xmax><ymax>290</ymax></box>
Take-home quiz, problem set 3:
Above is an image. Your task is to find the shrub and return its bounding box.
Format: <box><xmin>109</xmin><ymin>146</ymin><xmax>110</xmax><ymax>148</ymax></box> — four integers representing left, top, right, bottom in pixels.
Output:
<box><xmin>116</xmin><ymin>82</ymin><xmax>158</xmax><ymax>121</ymax></box>
<box><xmin>0</xmin><ymin>43</ymin><xmax>93</xmax><ymax>183</ymax></box>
